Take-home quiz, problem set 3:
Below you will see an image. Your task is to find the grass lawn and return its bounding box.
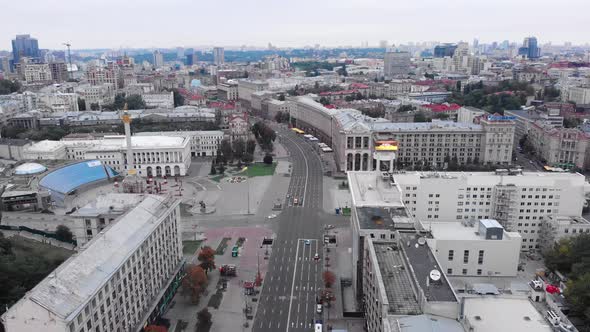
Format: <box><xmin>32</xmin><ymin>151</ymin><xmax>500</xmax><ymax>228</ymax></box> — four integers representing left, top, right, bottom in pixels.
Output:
<box><xmin>10</xmin><ymin>235</ymin><xmax>73</xmax><ymax>261</ymax></box>
<box><xmin>246</xmin><ymin>162</ymin><xmax>277</xmax><ymax>177</ymax></box>
<box><xmin>182</xmin><ymin>240</ymin><xmax>203</xmax><ymax>255</ymax></box>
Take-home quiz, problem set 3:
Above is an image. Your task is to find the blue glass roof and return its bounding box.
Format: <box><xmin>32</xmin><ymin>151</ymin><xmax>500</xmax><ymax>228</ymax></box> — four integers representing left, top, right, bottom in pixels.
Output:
<box><xmin>39</xmin><ymin>160</ymin><xmax>118</xmax><ymax>194</ymax></box>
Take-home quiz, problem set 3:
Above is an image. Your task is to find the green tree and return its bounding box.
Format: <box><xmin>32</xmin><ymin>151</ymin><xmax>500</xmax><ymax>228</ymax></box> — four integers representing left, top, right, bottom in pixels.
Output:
<box><xmin>90</xmin><ymin>103</ymin><xmax>100</xmax><ymax>111</ymax></box>
<box><xmin>263</xmin><ymin>154</ymin><xmax>273</xmax><ymax>165</ymax></box>
<box><xmin>169</xmin><ymin>88</ymin><xmax>184</xmax><ymax>107</ymax></box>
<box><xmin>319</xmin><ymin>97</ymin><xmax>329</xmax><ymax>105</ymax></box>
<box><xmin>0</xmin><ymin>79</ymin><xmax>21</xmax><ymax>95</ymax></box>
<box><xmin>55</xmin><ymin>225</ymin><xmax>73</xmax><ymax>243</ymax></box>
<box><xmin>278</xmin><ymin>93</ymin><xmax>285</xmax><ymax>101</ymax></box>
<box><xmin>125</xmin><ymin>94</ymin><xmax>146</xmax><ymax>110</ymax></box>
<box><xmin>218</xmin><ymin>138</ymin><xmax>233</xmax><ymax>162</ymax></box>
<box><xmin>398</xmin><ymin>105</ymin><xmax>416</xmax><ymax>113</ymax></box>
<box><xmin>246</xmin><ymin>139</ymin><xmax>256</xmax><ymax>155</ymax></box>
<box><xmin>413</xmin><ymin>112</ymin><xmax>429</xmax><ymax>123</ymax></box>
<box><xmin>113</xmin><ymin>93</ymin><xmax>126</xmax><ymax>109</ymax></box>
<box><xmin>232</xmin><ymin>138</ymin><xmax>246</xmax><ymax>161</ymax></box>
<box><xmin>77</xmin><ymin>98</ymin><xmax>86</xmax><ymax>111</ymax></box>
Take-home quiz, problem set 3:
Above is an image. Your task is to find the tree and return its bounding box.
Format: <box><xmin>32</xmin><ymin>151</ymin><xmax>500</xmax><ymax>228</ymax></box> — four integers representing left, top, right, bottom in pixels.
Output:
<box><xmin>246</xmin><ymin>139</ymin><xmax>256</xmax><ymax>155</ymax></box>
<box><xmin>197</xmin><ymin>308</ymin><xmax>213</xmax><ymax>327</ymax></box>
<box><xmin>278</xmin><ymin>93</ymin><xmax>285</xmax><ymax>101</ymax></box>
<box><xmin>456</xmin><ymin>80</ymin><xmax>462</xmax><ymax>91</ymax></box>
<box><xmin>319</xmin><ymin>97</ymin><xmax>330</xmax><ymax>105</ymax></box>
<box><xmin>209</xmin><ymin>162</ymin><xmax>217</xmax><ymax>175</ymax></box>
<box><xmin>55</xmin><ymin>225</ymin><xmax>73</xmax><ymax>243</ymax></box>
<box><xmin>413</xmin><ymin>111</ymin><xmax>429</xmax><ymax>123</ymax></box>
<box><xmin>565</xmin><ymin>273</ymin><xmax>590</xmax><ymax>323</ymax></box>
<box><xmin>90</xmin><ymin>103</ymin><xmax>100</xmax><ymax>111</ymax></box>
<box><xmin>218</xmin><ymin>138</ymin><xmax>233</xmax><ymax>162</ymax></box>
<box><xmin>182</xmin><ymin>265</ymin><xmax>208</xmax><ymax>303</ymax></box>
<box><xmin>0</xmin><ymin>79</ymin><xmax>21</xmax><ymax>95</ymax></box>
<box><xmin>263</xmin><ymin>154</ymin><xmax>273</xmax><ymax>165</ymax></box>
<box><xmin>113</xmin><ymin>93</ymin><xmax>126</xmax><ymax>110</ymax></box>
<box><xmin>233</xmin><ymin>138</ymin><xmax>246</xmax><ymax>161</ymax></box>
<box><xmin>323</xmin><ymin>271</ymin><xmax>336</xmax><ymax>288</ymax></box>
<box><xmin>126</xmin><ymin>94</ymin><xmax>146</xmax><ymax>110</ymax></box>
<box><xmin>197</xmin><ymin>246</ymin><xmax>216</xmax><ymax>273</ymax></box>
<box><xmin>77</xmin><ymin>98</ymin><xmax>86</xmax><ymax>111</ymax></box>
<box><xmin>217</xmin><ymin>164</ymin><xmax>226</xmax><ymax>174</ymax></box>
<box><xmin>168</xmin><ymin>88</ymin><xmax>184</xmax><ymax>107</ymax></box>
<box><xmin>320</xmin><ymin>289</ymin><xmax>335</xmax><ymax>308</ymax></box>
<box><xmin>398</xmin><ymin>105</ymin><xmax>416</xmax><ymax>113</ymax></box>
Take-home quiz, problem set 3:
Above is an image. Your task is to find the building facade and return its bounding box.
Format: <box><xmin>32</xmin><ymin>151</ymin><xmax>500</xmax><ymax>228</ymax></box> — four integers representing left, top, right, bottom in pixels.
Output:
<box><xmin>1</xmin><ymin>195</ymin><xmax>184</xmax><ymax>332</ymax></box>
<box><xmin>213</xmin><ymin>47</ymin><xmax>225</xmax><ymax>65</ymax></box>
<box><xmin>383</xmin><ymin>51</ymin><xmax>411</xmax><ymax>78</ymax></box>
<box><xmin>135</xmin><ymin>130</ymin><xmax>223</xmax><ymax>157</ymax></box>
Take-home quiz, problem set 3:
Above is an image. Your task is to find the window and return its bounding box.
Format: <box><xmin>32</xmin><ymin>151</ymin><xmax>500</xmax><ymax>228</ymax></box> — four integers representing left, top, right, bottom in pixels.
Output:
<box><xmin>447</xmin><ymin>268</ymin><xmax>453</xmax><ymax>274</ymax></box>
<box><xmin>477</xmin><ymin>269</ymin><xmax>482</xmax><ymax>276</ymax></box>
<box><xmin>478</xmin><ymin>250</ymin><xmax>484</xmax><ymax>264</ymax></box>
<box><xmin>463</xmin><ymin>250</ymin><xmax>469</xmax><ymax>263</ymax></box>
<box><xmin>462</xmin><ymin>269</ymin><xmax>468</xmax><ymax>275</ymax></box>
<box><xmin>448</xmin><ymin>250</ymin><xmax>454</xmax><ymax>261</ymax></box>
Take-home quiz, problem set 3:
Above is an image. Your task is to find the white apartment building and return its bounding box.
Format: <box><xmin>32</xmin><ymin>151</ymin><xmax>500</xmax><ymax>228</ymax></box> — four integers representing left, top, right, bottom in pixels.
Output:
<box><xmin>23</xmin><ymin>63</ymin><xmax>52</xmax><ymax>83</ymax></box>
<box><xmin>135</xmin><ymin>130</ymin><xmax>223</xmax><ymax>157</ymax></box>
<box><xmin>567</xmin><ymin>86</ymin><xmax>590</xmax><ymax>105</ymax></box>
<box><xmin>1</xmin><ymin>195</ymin><xmax>184</xmax><ymax>332</ymax></box>
<box><xmin>213</xmin><ymin>47</ymin><xmax>224</xmax><ymax>65</ymax></box>
<box><xmin>426</xmin><ymin>220</ymin><xmax>522</xmax><ymax>277</ymax></box>
<box><xmin>153</xmin><ymin>50</ymin><xmax>164</xmax><ymax>68</ymax></box>
<box><xmin>142</xmin><ymin>92</ymin><xmax>174</xmax><ymax>109</ymax></box>
<box><xmin>394</xmin><ymin>170</ymin><xmax>588</xmax><ymax>251</ymax></box>
<box><xmin>237</xmin><ymin>79</ymin><xmax>269</xmax><ymax>103</ymax></box>
<box><xmin>383</xmin><ymin>51</ymin><xmax>411</xmax><ymax>78</ymax></box>
<box><xmin>38</xmin><ymin>92</ymin><xmax>80</xmax><ymax>112</ymax></box>
<box><xmin>25</xmin><ymin>135</ymin><xmax>191</xmax><ymax>177</ymax></box>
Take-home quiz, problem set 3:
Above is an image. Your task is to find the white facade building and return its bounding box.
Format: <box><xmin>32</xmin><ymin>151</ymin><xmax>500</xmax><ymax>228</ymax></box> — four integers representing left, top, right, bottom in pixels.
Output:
<box><xmin>25</xmin><ymin>135</ymin><xmax>191</xmax><ymax>177</ymax></box>
<box><xmin>153</xmin><ymin>50</ymin><xmax>164</xmax><ymax>68</ymax></box>
<box><xmin>213</xmin><ymin>47</ymin><xmax>224</xmax><ymax>65</ymax></box>
<box><xmin>567</xmin><ymin>86</ymin><xmax>590</xmax><ymax>105</ymax></box>
<box><xmin>426</xmin><ymin>220</ymin><xmax>522</xmax><ymax>277</ymax></box>
<box><xmin>1</xmin><ymin>195</ymin><xmax>184</xmax><ymax>332</ymax></box>
<box><xmin>457</xmin><ymin>106</ymin><xmax>486</xmax><ymax>124</ymax></box>
<box><xmin>393</xmin><ymin>170</ymin><xmax>588</xmax><ymax>251</ymax></box>
<box><xmin>135</xmin><ymin>130</ymin><xmax>223</xmax><ymax>157</ymax></box>
<box><xmin>142</xmin><ymin>92</ymin><xmax>174</xmax><ymax>109</ymax></box>
<box><xmin>383</xmin><ymin>51</ymin><xmax>411</xmax><ymax>78</ymax></box>
<box><xmin>539</xmin><ymin>215</ymin><xmax>590</xmax><ymax>251</ymax></box>
<box><xmin>237</xmin><ymin>79</ymin><xmax>269</xmax><ymax>103</ymax></box>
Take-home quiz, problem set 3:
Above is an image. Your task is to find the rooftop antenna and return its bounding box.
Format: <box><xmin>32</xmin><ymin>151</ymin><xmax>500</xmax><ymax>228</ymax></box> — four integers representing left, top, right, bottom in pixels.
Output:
<box><xmin>63</xmin><ymin>42</ymin><xmax>72</xmax><ymax>81</ymax></box>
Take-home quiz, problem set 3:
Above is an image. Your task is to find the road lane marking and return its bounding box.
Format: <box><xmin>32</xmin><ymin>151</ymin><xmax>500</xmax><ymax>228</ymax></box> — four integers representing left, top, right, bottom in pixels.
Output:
<box><xmin>286</xmin><ymin>239</ymin><xmax>301</xmax><ymax>332</ymax></box>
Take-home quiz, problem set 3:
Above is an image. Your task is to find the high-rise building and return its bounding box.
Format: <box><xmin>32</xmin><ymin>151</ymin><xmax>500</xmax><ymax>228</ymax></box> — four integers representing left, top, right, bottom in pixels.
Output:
<box><xmin>433</xmin><ymin>44</ymin><xmax>457</xmax><ymax>58</ymax></box>
<box><xmin>1</xmin><ymin>194</ymin><xmax>185</xmax><ymax>332</ymax></box>
<box><xmin>383</xmin><ymin>50</ymin><xmax>411</xmax><ymax>78</ymax></box>
<box><xmin>11</xmin><ymin>34</ymin><xmax>40</xmax><ymax>64</ymax></box>
<box><xmin>185</xmin><ymin>53</ymin><xmax>197</xmax><ymax>66</ymax></box>
<box><xmin>153</xmin><ymin>50</ymin><xmax>164</xmax><ymax>68</ymax></box>
<box><xmin>518</xmin><ymin>37</ymin><xmax>540</xmax><ymax>59</ymax></box>
<box><xmin>213</xmin><ymin>47</ymin><xmax>225</xmax><ymax>65</ymax></box>
<box><xmin>176</xmin><ymin>47</ymin><xmax>184</xmax><ymax>60</ymax></box>
<box><xmin>0</xmin><ymin>56</ymin><xmax>10</xmax><ymax>73</ymax></box>
<box><xmin>379</xmin><ymin>40</ymin><xmax>388</xmax><ymax>49</ymax></box>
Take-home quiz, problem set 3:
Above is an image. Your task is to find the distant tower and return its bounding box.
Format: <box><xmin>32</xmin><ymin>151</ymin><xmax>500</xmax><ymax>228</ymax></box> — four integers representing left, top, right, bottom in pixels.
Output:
<box><xmin>121</xmin><ymin>103</ymin><xmax>134</xmax><ymax>175</ymax></box>
<box><xmin>213</xmin><ymin>47</ymin><xmax>225</xmax><ymax>65</ymax></box>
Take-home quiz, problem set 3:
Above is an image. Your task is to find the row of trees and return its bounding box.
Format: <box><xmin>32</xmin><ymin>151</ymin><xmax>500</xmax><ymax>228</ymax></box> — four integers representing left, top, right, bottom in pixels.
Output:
<box><xmin>544</xmin><ymin>234</ymin><xmax>590</xmax><ymax>326</ymax></box>
<box><xmin>217</xmin><ymin>138</ymin><xmax>256</xmax><ymax>165</ymax></box>
<box><xmin>182</xmin><ymin>246</ymin><xmax>216</xmax><ymax>304</ymax></box>
<box><xmin>251</xmin><ymin>121</ymin><xmax>276</xmax><ymax>152</ymax></box>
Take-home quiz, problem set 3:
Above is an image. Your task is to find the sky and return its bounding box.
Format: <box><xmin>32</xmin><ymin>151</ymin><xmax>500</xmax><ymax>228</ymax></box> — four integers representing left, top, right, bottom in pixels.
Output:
<box><xmin>2</xmin><ymin>0</ymin><xmax>589</xmax><ymax>51</ymax></box>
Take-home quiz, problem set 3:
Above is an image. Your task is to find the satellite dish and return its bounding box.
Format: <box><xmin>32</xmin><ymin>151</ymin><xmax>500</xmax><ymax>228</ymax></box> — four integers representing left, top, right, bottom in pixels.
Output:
<box><xmin>429</xmin><ymin>269</ymin><xmax>441</xmax><ymax>281</ymax></box>
<box><xmin>417</xmin><ymin>237</ymin><xmax>426</xmax><ymax>245</ymax></box>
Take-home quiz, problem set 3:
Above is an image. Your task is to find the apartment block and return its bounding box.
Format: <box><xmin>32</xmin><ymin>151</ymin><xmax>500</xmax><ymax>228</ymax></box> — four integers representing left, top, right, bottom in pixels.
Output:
<box><xmin>2</xmin><ymin>195</ymin><xmax>184</xmax><ymax>332</ymax></box>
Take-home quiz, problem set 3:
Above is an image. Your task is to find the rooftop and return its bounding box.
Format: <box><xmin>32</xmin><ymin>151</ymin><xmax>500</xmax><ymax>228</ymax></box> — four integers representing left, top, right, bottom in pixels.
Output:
<box><xmin>5</xmin><ymin>195</ymin><xmax>178</xmax><ymax>321</ymax></box>
<box><xmin>427</xmin><ymin>221</ymin><xmax>520</xmax><ymax>242</ymax></box>
<box><xmin>400</xmin><ymin>232</ymin><xmax>457</xmax><ymax>303</ymax></box>
<box><xmin>463</xmin><ymin>297</ymin><xmax>552</xmax><ymax>332</ymax></box>
<box><xmin>387</xmin><ymin>314</ymin><xmax>464</xmax><ymax>332</ymax></box>
<box><xmin>546</xmin><ymin>215</ymin><xmax>590</xmax><ymax>226</ymax></box>
<box><xmin>72</xmin><ymin>193</ymin><xmax>145</xmax><ymax>217</ymax></box>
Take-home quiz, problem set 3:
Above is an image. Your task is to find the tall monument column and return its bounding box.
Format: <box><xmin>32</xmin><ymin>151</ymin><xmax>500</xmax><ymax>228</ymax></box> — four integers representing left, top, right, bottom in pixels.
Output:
<box><xmin>121</xmin><ymin>103</ymin><xmax>135</xmax><ymax>175</ymax></box>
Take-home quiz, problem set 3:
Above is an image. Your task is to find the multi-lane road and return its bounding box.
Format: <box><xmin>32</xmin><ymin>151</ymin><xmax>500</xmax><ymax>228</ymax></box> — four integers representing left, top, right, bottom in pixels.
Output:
<box><xmin>253</xmin><ymin>127</ymin><xmax>325</xmax><ymax>332</ymax></box>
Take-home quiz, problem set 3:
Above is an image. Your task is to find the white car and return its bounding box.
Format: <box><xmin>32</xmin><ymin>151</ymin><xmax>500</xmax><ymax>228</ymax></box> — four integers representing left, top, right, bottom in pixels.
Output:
<box><xmin>316</xmin><ymin>304</ymin><xmax>323</xmax><ymax>314</ymax></box>
<box><xmin>267</xmin><ymin>214</ymin><xmax>277</xmax><ymax>219</ymax></box>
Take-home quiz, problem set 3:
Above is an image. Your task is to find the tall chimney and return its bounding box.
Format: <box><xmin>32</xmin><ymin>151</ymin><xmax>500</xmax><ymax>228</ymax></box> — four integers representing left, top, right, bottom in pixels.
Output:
<box><xmin>121</xmin><ymin>103</ymin><xmax>134</xmax><ymax>175</ymax></box>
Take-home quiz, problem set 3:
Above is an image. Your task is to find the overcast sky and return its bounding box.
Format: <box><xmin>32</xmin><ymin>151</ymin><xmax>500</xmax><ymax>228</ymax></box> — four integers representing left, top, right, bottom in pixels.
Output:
<box><xmin>2</xmin><ymin>0</ymin><xmax>589</xmax><ymax>50</ymax></box>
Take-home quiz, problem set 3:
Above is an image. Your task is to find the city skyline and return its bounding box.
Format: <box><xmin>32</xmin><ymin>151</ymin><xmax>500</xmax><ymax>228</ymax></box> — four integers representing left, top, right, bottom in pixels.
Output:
<box><xmin>1</xmin><ymin>0</ymin><xmax>589</xmax><ymax>50</ymax></box>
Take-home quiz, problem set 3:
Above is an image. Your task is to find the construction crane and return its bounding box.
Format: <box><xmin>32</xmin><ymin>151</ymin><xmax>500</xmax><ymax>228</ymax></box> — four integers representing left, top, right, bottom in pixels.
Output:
<box><xmin>63</xmin><ymin>42</ymin><xmax>72</xmax><ymax>81</ymax></box>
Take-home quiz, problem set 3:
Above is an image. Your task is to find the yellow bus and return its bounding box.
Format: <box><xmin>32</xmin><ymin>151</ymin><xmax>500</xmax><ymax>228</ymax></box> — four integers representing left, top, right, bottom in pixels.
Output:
<box><xmin>291</xmin><ymin>128</ymin><xmax>305</xmax><ymax>134</ymax></box>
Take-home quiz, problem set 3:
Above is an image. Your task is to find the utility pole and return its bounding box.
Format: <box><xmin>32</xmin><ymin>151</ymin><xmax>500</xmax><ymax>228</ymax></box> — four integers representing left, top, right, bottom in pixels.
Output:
<box><xmin>63</xmin><ymin>42</ymin><xmax>72</xmax><ymax>81</ymax></box>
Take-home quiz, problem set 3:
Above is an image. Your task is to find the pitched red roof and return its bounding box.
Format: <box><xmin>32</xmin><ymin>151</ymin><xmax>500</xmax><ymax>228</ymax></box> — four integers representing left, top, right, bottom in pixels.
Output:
<box><xmin>422</xmin><ymin>103</ymin><xmax>461</xmax><ymax>112</ymax></box>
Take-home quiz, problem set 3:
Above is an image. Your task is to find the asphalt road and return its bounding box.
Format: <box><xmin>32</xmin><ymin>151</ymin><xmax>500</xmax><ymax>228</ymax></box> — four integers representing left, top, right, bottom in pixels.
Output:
<box><xmin>253</xmin><ymin>128</ymin><xmax>325</xmax><ymax>332</ymax></box>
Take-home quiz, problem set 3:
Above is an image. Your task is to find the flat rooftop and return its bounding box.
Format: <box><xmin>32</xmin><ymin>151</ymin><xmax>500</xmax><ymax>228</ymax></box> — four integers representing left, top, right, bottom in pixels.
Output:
<box><xmin>547</xmin><ymin>215</ymin><xmax>590</xmax><ymax>226</ymax></box>
<box><xmin>72</xmin><ymin>193</ymin><xmax>145</xmax><ymax>217</ymax></box>
<box><xmin>357</xmin><ymin>206</ymin><xmax>413</xmax><ymax>230</ymax></box>
<box><xmin>427</xmin><ymin>221</ymin><xmax>520</xmax><ymax>241</ymax></box>
<box><xmin>348</xmin><ymin>171</ymin><xmax>405</xmax><ymax>208</ymax></box>
<box><xmin>373</xmin><ymin>242</ymin><xmax>422</xmax><ymax>315</ymax></box>
<box><xmin>463</xmin><ymin>297</ymin><xmax>552</xmax><ymax>332</ymax></box>
<box><xmin>400</xmin><ymin>232</ymin><xmax>457</xmax><ymax>303</ymax></box>
<box><xmin>8</xmin><ymin>195</ymin><xmax>178</xmax><ymax>320</ymax></box>
<box><xmin>387</xmin><ymin>314</ymin><xmax>464</xmax><ymax>332</ymax></box>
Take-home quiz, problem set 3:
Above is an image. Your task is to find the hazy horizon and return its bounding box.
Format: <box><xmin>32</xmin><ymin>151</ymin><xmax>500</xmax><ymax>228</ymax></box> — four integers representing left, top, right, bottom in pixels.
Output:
<box><xmin>2</xmin><ymin>0</ymin><xmax>589</xmax><ymax>51</ymax></box>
